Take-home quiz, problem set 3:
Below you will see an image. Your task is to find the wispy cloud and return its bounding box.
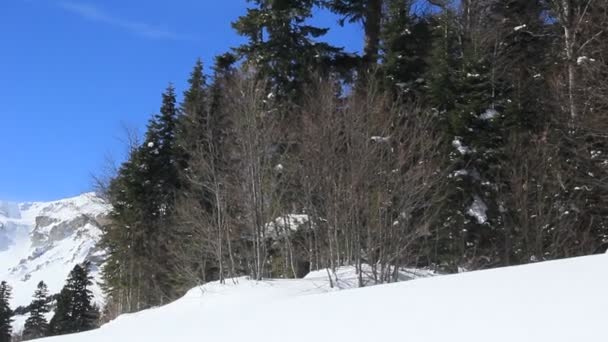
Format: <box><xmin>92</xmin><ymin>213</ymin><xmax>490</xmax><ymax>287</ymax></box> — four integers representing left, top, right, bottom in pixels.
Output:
<box><xmin>56</xmin><ymin>1</ymin><xmax>190</xmax><ymax>41</ymax></box>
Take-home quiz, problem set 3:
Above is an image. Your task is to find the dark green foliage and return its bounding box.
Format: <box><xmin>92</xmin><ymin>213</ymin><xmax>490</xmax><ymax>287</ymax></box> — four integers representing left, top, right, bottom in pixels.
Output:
<box><xmin>491</xmin><ymin>0</ymin><xmax>551</xmax><ymax>131</ymax></box>
<box><xmin>426</xmin><ymin>9</ymin><xmax>459</xmax><ymax>112</ymax></box>
<box><xmin>233</xmin><ymin>0</ymin><xmax>342</xmax><ymax>100</ymax></box>
<box><xmin>102</xmin><ymin>85</ymin><xmax>186</xmax><ymax>312</ymax></box>
<box><xmin>0</xmin><ymin>282</ymin><xmax>12</xmax><ymax>342</ymax></box>
<box><xmin>324</xmin><ymin>0</ymin><xmax>383</xmax><ymax>68</ymax></box>
<box><xmin>49</xmin><ymin>264</ymin><xmax>99</xmax><ymax>336</ymax></box>
<box><xmin>23</xmin><ymin>281</ymin><xmax>50</xmax><ymax>340</ymax></box>
<box><xmin>99</xmin><ymin>0</ymin><xmax>608</xmax><ymax>318</ymax></box>
<box><xmin>380</xmin><ymin>0</ymin><xmax>433</xmax><ymax>96</ymax></box>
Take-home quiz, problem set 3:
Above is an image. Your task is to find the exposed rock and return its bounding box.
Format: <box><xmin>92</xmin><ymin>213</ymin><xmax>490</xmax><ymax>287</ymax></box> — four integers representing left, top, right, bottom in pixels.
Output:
<box><xmin>0</xmin><ymin>192</ymin><xmax>111</xmax><ymax>315</ymax></box>
<box><xmin>35</xmin><ymin>215</ymin><xmax>59</xmax><ymax>228</ymax></box>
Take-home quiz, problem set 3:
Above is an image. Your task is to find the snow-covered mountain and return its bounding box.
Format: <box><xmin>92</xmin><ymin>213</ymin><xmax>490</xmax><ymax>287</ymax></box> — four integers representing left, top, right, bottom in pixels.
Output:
<box><xmin>0</xmin><ymin>193</ymin><xmax>110</xmax><ymax>314</ymax></box>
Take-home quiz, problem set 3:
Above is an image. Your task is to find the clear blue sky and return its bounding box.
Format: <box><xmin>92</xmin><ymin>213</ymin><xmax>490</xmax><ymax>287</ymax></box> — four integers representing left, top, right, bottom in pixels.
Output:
<box><xmin>0</xmin><ymin>0</ymin><xmax>362</xmax><ymax>202</ymax></box>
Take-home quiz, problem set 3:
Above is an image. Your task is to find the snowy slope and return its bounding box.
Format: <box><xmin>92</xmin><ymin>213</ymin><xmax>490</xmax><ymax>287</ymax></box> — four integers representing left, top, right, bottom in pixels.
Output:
<box><xmin>38</xmin><ymin>254</ymin><xmax>607</xmax><ymax>342</ymax></box>
<box><xmin>0</xmin><ymin>193</ymin><xmax>109</xmax><ymax>327</ymax></box>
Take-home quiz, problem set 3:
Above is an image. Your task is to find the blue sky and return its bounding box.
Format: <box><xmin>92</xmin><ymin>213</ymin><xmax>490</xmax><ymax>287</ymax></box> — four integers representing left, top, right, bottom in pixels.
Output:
<box><xmin>0</xmin><ymin>0</ymin><xmax>362</xmax><ymax>202</ymax></box>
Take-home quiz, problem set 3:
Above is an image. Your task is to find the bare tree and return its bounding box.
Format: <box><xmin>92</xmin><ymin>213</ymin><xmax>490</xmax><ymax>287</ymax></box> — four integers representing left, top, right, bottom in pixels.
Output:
<box><xmin>295</xmin><ymin>76</ymin><xmax>447</xmax><ymax>285</ymax></box>
<box><xmin>548</xmin><ymin>0</ymin><xmax>606</xmax><ymax>121</ymax></box>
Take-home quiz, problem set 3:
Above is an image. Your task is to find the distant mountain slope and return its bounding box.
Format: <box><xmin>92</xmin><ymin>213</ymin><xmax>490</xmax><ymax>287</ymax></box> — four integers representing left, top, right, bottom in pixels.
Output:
<box><xmin>36</xmin><ymin>254</ymin><xmax>608</xmax><ymax>342</ymax></box>
<box><xmin>0</xmin><ymin>193</ymin><xmax>109</xmax><ymax>318</ymax></box>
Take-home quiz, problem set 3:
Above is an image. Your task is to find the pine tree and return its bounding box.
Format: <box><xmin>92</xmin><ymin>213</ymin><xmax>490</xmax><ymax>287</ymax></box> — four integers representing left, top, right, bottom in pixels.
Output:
<box><xmin>0</xmin><ymin>282</ymin><xmax>12</xmax><ymax>342</ymax></box>
<box><xmin>22</xmin><ymin>281</ymin><xmax>50</xmax><ymax>340</ymax></box>
<box><xmin>180</xmin><ymin>59</ymin><xmax>209</xmax><ymax>156</ymax></box>
<box><xmin>233</xmin><ymin>0</ymin><xmax>341</xmax><ymax>100</ymax></box>
<box><xmin>325</xmin><ymin>0</ymin><xmax>383</xmax><ymax>69</ymax></box>
<box><xmin>101</xmin><ymin>144</ymin><xmax>148</xmax><ymax>314</ymax></box>
<box><xmin>426</xmin><ymin>8</ymin><xmax>458</xmax><ymax>112</ymax></box>
<box><xmin>103</xmin><ymin>85</ymin><xmax>185</xmax><ymax>312</ymax></box>
<box><xmin>491</xmin><ymin>0</ymin><xmax>549</xmax><ymax>131</ymax></box>
<box><xmin>380</xmin><ymin>0</ymin><xmax>433</xmax><ymax>96</ymax></box>
<box><xmin>49</xmin><ymin>264</ymin><xmax>99</xmax><ymax>336</ymax></box>
<box><xmin>140</xmin><ymin>84</ymin><xmax>183</xmax><ymax>304</ymax></box>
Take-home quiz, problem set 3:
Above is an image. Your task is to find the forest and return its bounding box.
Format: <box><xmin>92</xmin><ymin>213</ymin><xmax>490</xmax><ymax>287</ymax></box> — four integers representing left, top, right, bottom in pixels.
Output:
<box><xmin>3</xmin><ymin>0</ymin><xmax>607</xmax><ymax>338</ymax></box>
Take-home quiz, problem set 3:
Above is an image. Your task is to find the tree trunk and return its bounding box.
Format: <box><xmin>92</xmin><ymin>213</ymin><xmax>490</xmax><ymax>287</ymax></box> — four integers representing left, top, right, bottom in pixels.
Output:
<box><xmin>363</xmin><ymin>0</ymin><xmax>383</xmax><ymax>69</ymax></box>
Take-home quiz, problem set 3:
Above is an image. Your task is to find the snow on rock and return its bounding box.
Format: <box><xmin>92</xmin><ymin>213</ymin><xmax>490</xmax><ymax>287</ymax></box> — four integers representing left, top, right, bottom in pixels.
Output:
<box><xmin>467</xmin><ymin>195</ymin><xmax>488</xmax><ymax>224</ymax></box>
<box><xmin>36</xmin><ymin>254</ymin><xmax>608</xmax><ymax>342</ymax></box>
<box><xmin>265</xmin><ymin>214</ymin><xmax>310</xmax><ymax>238</ymax></box>
<box><xmin>0</xmin><ymin>193</ymin><xmax>110</xmax><ymax>332</ymax></box>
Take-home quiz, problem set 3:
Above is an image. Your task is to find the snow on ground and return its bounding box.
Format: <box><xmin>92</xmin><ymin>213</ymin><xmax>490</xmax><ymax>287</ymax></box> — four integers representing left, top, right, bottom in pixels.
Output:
<box><xmin>0</xmin><ymin>193</ymin><xmax>109</xmax><ymax>332</ymax></box>
<box><xmin>37</xmin><ymin>254</ymin><xmax>608</xmax><ymax>342</ymax></box>
<box><xmin>304</xmin><ymin>265</ymin><xmax>437</xmax><ymax>290</ymax></box>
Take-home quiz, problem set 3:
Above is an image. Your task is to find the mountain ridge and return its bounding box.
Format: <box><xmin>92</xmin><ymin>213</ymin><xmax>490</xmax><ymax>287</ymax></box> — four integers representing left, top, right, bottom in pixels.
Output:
<box><xmin>0</xmin><ymin>192</ymin><xmax>110</xmax><ymax>332</ymax></box>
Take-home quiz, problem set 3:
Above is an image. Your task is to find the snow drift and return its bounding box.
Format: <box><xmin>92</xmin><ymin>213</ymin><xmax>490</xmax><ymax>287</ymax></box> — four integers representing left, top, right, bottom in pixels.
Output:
<box><xmin>38</xmin><ymin>254</ymin><xmax>607</xmax><ymax>342</ymax></box>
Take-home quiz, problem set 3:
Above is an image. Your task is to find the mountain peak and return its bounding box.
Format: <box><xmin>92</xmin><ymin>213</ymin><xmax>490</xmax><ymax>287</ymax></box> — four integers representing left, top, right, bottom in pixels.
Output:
<box><xmin>0</xmin><ymin>192</ymin><xmax>110</xmax><ymax>333</ymax></box>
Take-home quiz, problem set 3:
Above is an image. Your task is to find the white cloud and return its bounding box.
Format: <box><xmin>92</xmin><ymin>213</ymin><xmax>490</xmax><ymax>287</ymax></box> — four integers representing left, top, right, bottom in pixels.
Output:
<box><xmin>56</xmin><ymin>1</ymin><xmax>191</xmax><ymax>41</ymax></box>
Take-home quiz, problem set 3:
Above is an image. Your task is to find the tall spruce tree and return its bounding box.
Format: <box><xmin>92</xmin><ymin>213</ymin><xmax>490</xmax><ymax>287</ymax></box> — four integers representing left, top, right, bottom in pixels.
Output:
<box><xmin>180</xmin><ymin>59</ymin><xmax>209</xmax><ymax>157</ymax></box>
<box><xmin>49</xmin><ymin>264</ymin><xmax>99</xmax><ymax>336</ymax></box>
<box><xmin>101</xmin><ymin>143</ymin><xmax>148</xmax><ymax>314</ymax></box>
<box><xmin>325</xmin><ymin>0</ymin><xmax>383</xmax><ymax>69</ymax></box>
<box><xmin>426</xmin><ymin>7</ymin><xmax>458</xmax><ymax>112</ymax></box>
<box><xmin>141</xmin><ymin>84</ymin><xmax>183</xmax><ymax>304</ymax></box>
<box><xmin>23</xmin><ymin>281</ymin><xmax>50</xmax><ymax>340</ymax></box>
<box><xmin>380</xmin><ymin>0</ymin><xmax>433</xmax><ymax>96</ymax></box>
<box><xmin>102</xmin><ymin>84</ymin><xmax>185</xmax><ymax>312</ymax></box>
<box><xmin>233</xmin><ymin>0</ymin><xmax>341</xmax><ymax>100</ymax></box>
<box><xmin>0</xmin><ymin>281</ymin><xmax>12</xmax><ymax>342</ymax></box>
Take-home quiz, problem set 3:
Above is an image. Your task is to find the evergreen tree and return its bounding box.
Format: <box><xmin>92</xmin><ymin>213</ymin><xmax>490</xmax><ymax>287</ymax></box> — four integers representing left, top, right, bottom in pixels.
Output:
<box><xmin>103</xmin><ymin>85</ymin><xmax>185</xmax><ymax>311</ymax></box>
<box><xmin>491</xmin><ymin>0</ymin><xmax>549</xmax><ymax>131</ymax></box>
<box><xmin>380</xmin><ymin>0</ymin><xmax>433</xmax><ymax>96</ymax></box>
<box><xmin>233</xmin><ymin>0</ymin><xmax>341</xmax><ymax>100</ymax></box>
<box><xmin>23</xmin><ymin>281</ymin><xmax>50</xmax><ymax>340</ymax></box>
<box><xmin>0</xmin><ymin>282</ymin><xmax>12</xmax><ymax>342</ymax></box>
<box><xmin>325</xmin><ymin>0</ymin><xmax>383</xmax><ymax>69</ymax></box>
<box><xmin>100</xmin><ymin>143</ymin><xmax>148</xmax><ymax>314</ymax></box>
<box><xmin>180</xmin><ymin>59</ymin><xmax>209</xmax><ymax>156</ymax></box>
<box><xmin>426</xmin><ymin>8</ymin><xmax>458</xmax><ymax>112</ymax></box>
<box><xmin>49</xmin><ymin>264</ymin><xmax>99</xmax><ymax>336</ymax></box>
<box><xmin>140</xmin><ymin>84</ymin><xmax>183</xmax><ymax>303</ymax></box>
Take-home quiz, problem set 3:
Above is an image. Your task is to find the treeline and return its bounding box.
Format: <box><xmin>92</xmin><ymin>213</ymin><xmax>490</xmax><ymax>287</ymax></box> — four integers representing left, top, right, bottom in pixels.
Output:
<box><xmin>0</xmin><ymin>264</ymin><xmax>99</xmax><ymax>341</ymax></box>
<box><xmin>100</xmin><ymin>0</ymin><xmax>608</xmax><ymax>317</ymax></box>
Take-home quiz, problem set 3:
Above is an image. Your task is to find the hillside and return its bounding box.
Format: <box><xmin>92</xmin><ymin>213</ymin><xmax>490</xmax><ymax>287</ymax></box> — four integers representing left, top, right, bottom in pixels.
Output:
<box><xmin>0</xmin><ymin>193</ymin><xmax>110</xmax><ymax>332</ymax></box>
<box><xmin>37</xmin><ymin>254</ymin><xmax>607</xmax><ymax>342</ymax></box>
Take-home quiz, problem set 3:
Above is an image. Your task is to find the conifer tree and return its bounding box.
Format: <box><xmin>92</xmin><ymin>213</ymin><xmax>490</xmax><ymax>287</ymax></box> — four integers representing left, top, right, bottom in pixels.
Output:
<box><xmin>233</xmin><ymin>0</ymin><xmax>341</xmax><ymax>100</ymax></box>
<box><xmin>23</xmin><ymin>281</ymin><xmax>50</xmax><ymax>340</ymax></box>
<box><xmin>380</xmin><ymin>0</ymin><xmax>432</xmax><ymax>96</ymax></box>
<box><xmin>101</xmin><ymin>143</ymin><xmax>148</xmax><ymax>314</ymax></box>
<box><xmin>0</xmin><ymin>281</ymin><xmax>12</xmax><ymax>342</ymax></box>
<box><xmin>103</xmin><ymin>85</ymin><xmax>185</xmax><ymax>311</ymax></box>
<box><xmin>325</xmin><ymin>0</ymin><xmax>383</xmax><ymax>69</ymax></box>
<box><xmin>180</xmin><ymin>59</ymin><xmax>209</xmax><ymax>157</ymax></box>
<box><xmin>48</xmin><ymin>287</ymin><xmax>71</xmax><ymax>335</ymax></box>
<box><xmin>426</xmin><ymin>7</ymin><xmax>458</xmax><ymax>112</ymax></box>
<box><xmin>140</xmin><ymin>84</ymin><xmax>183</xmax><ymax>303</ymax></box>
<box><xmin>49</xmin><ymin>264</ymin><xmax>99</xmax><ymax>336</ymax></box>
